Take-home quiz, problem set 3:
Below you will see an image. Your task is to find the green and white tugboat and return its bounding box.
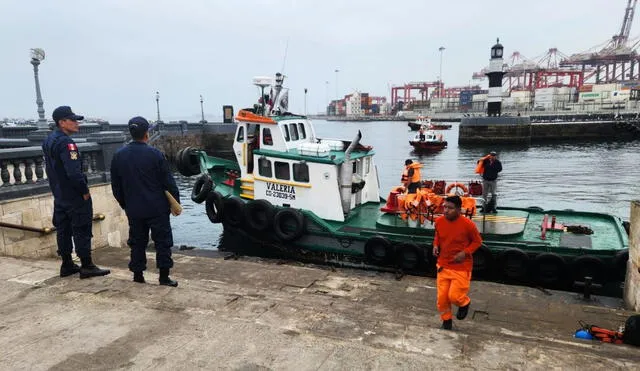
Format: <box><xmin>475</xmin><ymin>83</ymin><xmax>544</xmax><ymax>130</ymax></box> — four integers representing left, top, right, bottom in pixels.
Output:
<box><xmin>177</xmin><ymin>73</ymin><xmax>629</xmax><ymax>292</ymax></box>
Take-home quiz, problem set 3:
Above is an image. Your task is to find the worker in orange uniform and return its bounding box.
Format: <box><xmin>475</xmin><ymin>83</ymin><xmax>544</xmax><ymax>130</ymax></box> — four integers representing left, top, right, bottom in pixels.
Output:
<box><xmin>432</xmin><ymin>195</ymin><xmax>482</xmax><ymax>330</ymax></box>
<box><xmin>401</xmin><ymin>159</ymin><xmax>422</xmax><ymax>194</ymax></box>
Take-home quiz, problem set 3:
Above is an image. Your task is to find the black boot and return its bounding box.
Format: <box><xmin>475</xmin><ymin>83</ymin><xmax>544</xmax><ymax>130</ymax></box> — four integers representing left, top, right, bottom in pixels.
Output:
<box><xmin>457</xmin><ymin>303</ymin><xmax>470</xmax><ymax>320</ymax></box>
<box><xmin>79</xmin><ymin>256</ymin><xmax>111</xmax><ymax>279</ymax></box>
<box><xmin>133</xmin><ymin>272</ymin><xmax>145</xmax><ymax>284</ymax></box>
<box><xmin>60</xmin><ymin>255</ymin><xmax>80</xmax><ymax>277</ymax></box>
<box><xmin>442</xmin><ymin>319</ymin><xmax>453</xmax><ymax>330</ymax></box>
<box><xmin>159</xmin><ymin>268</ymin><xmax>178</xmax><ymax>287</ymax></box>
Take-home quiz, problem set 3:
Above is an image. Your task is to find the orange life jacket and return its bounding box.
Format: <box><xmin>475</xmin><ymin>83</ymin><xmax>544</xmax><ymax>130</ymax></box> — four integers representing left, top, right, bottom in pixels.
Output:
<box><xmin>475</xmin><ymin>155</ymin><xmax>491</xmax><ymax>175</ymax></box>
<box><xmin>408</xmin><ymin>162</ymin><xmax>422</xmax><ymax>183</ymax></box>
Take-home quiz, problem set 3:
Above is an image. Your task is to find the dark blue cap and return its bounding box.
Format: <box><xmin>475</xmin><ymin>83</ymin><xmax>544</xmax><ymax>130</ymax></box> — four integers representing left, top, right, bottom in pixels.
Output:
<box><xmin>52</xmin><ymin>106</ymin><xmax>84</xmax><ymax>125</ymax></box>
<box><xmin>128</xmin><ymin>116</ymin><xmax>150</xmax><ymax>135</ymax></box>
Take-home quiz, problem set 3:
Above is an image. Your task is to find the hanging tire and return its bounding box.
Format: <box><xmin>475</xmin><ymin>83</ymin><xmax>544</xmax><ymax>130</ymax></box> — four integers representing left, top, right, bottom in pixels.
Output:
<box><xmin>222</xmin><ymin>196</ymin><xmax>245</xmax><ymax>228</ymax></box>
<box><xmin>572</xmin><ymin>255</ymin><xmax>606</xmax><ymax>284</ymax></box>
<box><xmin>499</xmin><ymin>248</ymin><xmax>529</xmax><ymax>280</ymax></box>
<box><xmin>395</xmin><ymin>242</ymin><xmax>424</xmax><ymax>271</ymax></box>
<box><xmin>175</xmin><ymin>148</ymin><xmax>186</xmax><ymax>175</ymax></box>
<box><xmin>613</xmin><ymin>249</ymin><xmax>629</xmax><ymax>281</ymax></box>
<box><xmin>191</xmin><ymin>174</ymin><xmax>213</xmax><ymax>204</ymax></box>
<box><xmin>179</xmin><ymin>146</ymin><xmax>200</xmax><ymax>176</ymax></box>
<box><xmin>244</xmin><ymin>199</ymin><xmax>275</xmax><ymax>233</ymax></box>
<box><xmin>622</xmin><ymin>221</ymin><xmax>630</xmax><ymax>235</ymax></box>
<box><xmin>205</xmin><ymin>191</ymin><xmax>224</xmax><ymax>223</ymax></box>
<box><xmin>532</xmin><ymin>253</ymin><xmax>567</xmax><ymax>286</ymax></box>
<box><xmin>472</xmin><ymin>245</ymin><xmax>493</xmax><ymax>276</ymax></box>
<box><xmin>364</xmin><ymin>236</ymin><xmax>394</xmax><ymax>265</ymax></box>
<box><xmin>273</xmin><ymin>208</ymin><xmax>305</xmax><ymax>242</ymax></box>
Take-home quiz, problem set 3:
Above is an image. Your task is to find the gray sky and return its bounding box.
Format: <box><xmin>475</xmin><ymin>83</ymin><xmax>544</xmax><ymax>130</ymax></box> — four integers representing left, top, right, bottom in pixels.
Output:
<box><xmin>0</xmin><ymin>0</ymin><xmax>627</xmax><ymax>122</ymax></box>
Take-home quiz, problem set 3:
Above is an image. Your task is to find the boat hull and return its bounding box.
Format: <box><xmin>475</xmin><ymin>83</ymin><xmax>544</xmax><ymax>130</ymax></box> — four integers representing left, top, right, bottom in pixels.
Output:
<box><xmin>409</xmin><ymin>140</ymin><xmax>447</xmax><ymax>151</ymax></box>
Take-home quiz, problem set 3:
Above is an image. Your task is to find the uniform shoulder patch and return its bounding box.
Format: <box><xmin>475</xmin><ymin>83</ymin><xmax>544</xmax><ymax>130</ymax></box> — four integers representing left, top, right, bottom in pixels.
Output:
<box><xmin>67</xmin><ymin>143</ymin><xmax>78</xmax><ymax>151</ymax></box>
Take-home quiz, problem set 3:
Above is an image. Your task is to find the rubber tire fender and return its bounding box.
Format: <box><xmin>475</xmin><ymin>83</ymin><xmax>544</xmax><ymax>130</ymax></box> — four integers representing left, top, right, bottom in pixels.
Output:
<box><xmin>623</xmin><ymin>315</ymin><xmax>640</xmax><ymax>346</ymax></box>
<box><xmin>395</xmin><ymin>242</ymin><xmax>424</xmax><ymax>271</ymax></box>
<box><xmin>244</xmin><ymin>199</ymin><xmax>275</xmax><ymax>233</ymax></box>
<box><xmin>472</xmin><ymin>245</ymin><xmax>493</xmax><ymax>276</ymax></box>
<box><xmin>175</xmin><ymin>148</ymin><xmax>186</xmax><ymax>175</ymax></box>
<box><xmin>364</xmin><ymin>236</ymin><xmax>394</xmax><ymax>266</ymax></box>
<box><xmin>191</xmin><ymin>174</ymin><xmax>213</xmax><ymax>204</ymax></box>
<box><xmin>222</xmin><ymin>196</ymin><xmax>245</xmax><ymax>228</ymax></box>
<box><xmin>613</xmin><ymin>249</ymin><xmax>629</xmax><ymax>281</ymax></box>
<box><xmin>205</xmin><ymin>191</ymin><xmax>224</xmax><ymax>224</ymax></box>
<box><xmin>571</xmin><ymin>255</ymin><xmax>607</xmax><ymax>284</ymax></box>
<box><xmin>499</xmin><ymin>248</ymin><xmax>529</xmax><ymax>280</ymax></box>
<box><xmin>180</xmin><ymin>146</ymin><xmax>201</xmax><ymax>176</ymax></box>
<box><xmin>532</xmin><ymin>253</ymin><xmax>567</xmax><ymax>286</ymax></box>
<box><xmin>273</xmin><ymin>208</ymin><xmax>305</xmax><ymax>242</ymax></box>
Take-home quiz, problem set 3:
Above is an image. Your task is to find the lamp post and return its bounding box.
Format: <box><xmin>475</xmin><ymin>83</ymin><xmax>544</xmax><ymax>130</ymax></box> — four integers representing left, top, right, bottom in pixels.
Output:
<box><xmin>304</xmin><ymin>88</ymin><xmax>308</xmax><ymax>116</ymax></box>
<box><xmin>199</xmin><ymin>94</ymin><xmax>206</xmax><ymax>123</ymax></box>
<box><xmin>155</xmin><ymin>91</ymin><xmax>161</xmax><ymax>123</ymax></box>
<box><xmin>438</xmin><ymin>46</ymin><xmax>445</xmax><ymax>98</ymax></box>
<box><xmin>30</xmin><ymin>48</ymin><xmax>47</xmax><ymax>129</ymax></box>
<box><xmin>334</xmin><ymin>69</ymin><xmax>340</xmax><ymax>100</ymax></box>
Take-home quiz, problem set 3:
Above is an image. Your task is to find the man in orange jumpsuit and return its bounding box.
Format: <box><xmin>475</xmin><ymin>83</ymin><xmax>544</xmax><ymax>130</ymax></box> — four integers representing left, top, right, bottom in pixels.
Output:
<box><xmin>433</xmin><ymin>195</ymin><xmax>482</xmax><ymax>330</ymax></box>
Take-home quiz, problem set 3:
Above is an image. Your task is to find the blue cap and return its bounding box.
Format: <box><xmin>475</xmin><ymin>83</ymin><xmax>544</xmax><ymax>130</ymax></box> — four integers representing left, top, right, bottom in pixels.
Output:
<box><xmin>52</xmin><ymin>106</ymin><xmax>84</xmax><ymax>125</ymax></box>
<box><xmin>128</xmin><ymin>116</ymin><xmax>150</xmax><ymax>135</ymax></box>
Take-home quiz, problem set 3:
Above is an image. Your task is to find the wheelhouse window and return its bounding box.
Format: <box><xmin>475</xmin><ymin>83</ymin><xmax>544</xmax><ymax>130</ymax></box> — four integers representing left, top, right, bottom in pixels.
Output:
<box><xmin>263</xmin><ymin>128</ymin><xmax>273</xmax><ymax>146</ymax></box>
<box><xmin>258</xmin><ymin>157</ymin><xmax>272</xmax><ymax>177</ymax></box>
<box><xmin>289</xmin><ymin>123</ymin><xmax>299</xmax><ymax>141</ymax></box>
<box><xmin>236</xmin><ymin>126</ymin><xmax>245</xmax><ymax>143</ymax></box>
<box><xmin>283</xmin><ymin>124</ymin><xmax>290</xmax><ymax>142</ymax></box>
<box><xmin>293</xmin><ymin>162</ymin><xmax>309</xmax><ymax>182</ymax></box>
<box><xmin>274</xmin><ymin>161</ymin><xmax>290</xmax><ymax>180</ymax></box>
<box><xmin>298</xmin><ymin>123</ymin><xmax>306</xmax><ymax>139</ymax></box>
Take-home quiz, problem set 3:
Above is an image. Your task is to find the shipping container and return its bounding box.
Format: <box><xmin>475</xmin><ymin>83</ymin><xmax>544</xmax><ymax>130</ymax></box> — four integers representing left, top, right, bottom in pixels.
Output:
<box><xmin>579</xmin><ymin>85</ymin><xmax>593</xmax><ymax>93</ymax></box>
<box><xmin>592</xmin><ymin>83</ymin><xmax>621</xmax><ymax>93</ymax></box>
<box><xmin>472</xmin><ymin>93</ymin><xmax>488</xmax><ymax>102</ymax></box>
<box><xmin>371</xmin><ymin>104</ymin><xmax>380</xmax><ymax>114</ymax></box>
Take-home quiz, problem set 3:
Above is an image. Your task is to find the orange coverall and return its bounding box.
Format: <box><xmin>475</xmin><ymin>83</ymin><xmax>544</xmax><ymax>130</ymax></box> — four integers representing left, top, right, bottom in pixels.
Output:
<box><xmin>433</xmin><ymin>215</ymin><xmax>482</xmax><ymax>321</ymax></box>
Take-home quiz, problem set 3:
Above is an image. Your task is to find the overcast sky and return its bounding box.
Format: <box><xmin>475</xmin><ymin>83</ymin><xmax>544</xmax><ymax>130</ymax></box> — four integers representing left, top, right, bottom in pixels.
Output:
<box><xmin>0</xmin><ymin>0</ymin><xmax>628</xmax><ymax>122</ymax></box>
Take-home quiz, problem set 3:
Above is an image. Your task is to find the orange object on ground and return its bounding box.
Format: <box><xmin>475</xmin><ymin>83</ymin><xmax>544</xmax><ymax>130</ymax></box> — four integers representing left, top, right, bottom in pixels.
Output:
<box><xmin>437</xmin><ymin>267</ymin><xmax>471</xmax><ymax>321</ymax></box>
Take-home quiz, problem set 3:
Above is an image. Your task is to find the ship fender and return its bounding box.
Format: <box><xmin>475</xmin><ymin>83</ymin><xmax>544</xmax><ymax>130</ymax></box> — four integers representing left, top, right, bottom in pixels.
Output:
<box><xmin>623</xmin><ymin>221</ymin><xmax>630</xmax><ymax>235</ymax></box>
<box><xmin>364</xmin><ymin>236</ymin><xmax>394</xmax><ymax>265</ymax></box>
<box><xmin>244</xmin><ymin>199</ymin><xmax>275</xmax><ymax>233</ymax></box>
<box><xmin>571</xmin><ymin>255</ymin><xmax>606</xmax><ymax>284</ymax></box>
<box><xmin>191</xmin><ymin>174</ymin><xmax>213</xmax><ymax>203</ymax></box>
<box><xmin>205</xmin><ymin>191</ymin><xmax>224</xmax><ymax>224</ymax></box>
<box><xmin>175</xmin><ymin>148</ymin><xmax>186</xmax><ymax>175</ymax></box>
<box><xmin>614</xmin><ymin>249</ymin><xmax>629</xmax><ymax>281</ymax></box>
<box><xmin>532</xmin><ymin>253</ymin><xmax>567</xmax><ymax>286</ymax></box>
<box><xmin>179</xmin><ymin>146</ymin><xmax>201</xmax><ymax>176</ymax></box>
<box><xmin>395</xmin><ymin>242</ymin><xmax>424</xmax><ymax>271</ymax></box>
<box><xmin>222</xmin><ymin>196</ymin><xmax>245</xmax><ymax>228</ymax></box>
<box><xmin>499</xmin><ymin>248</ymin><xmax>529</xmax><ymax>280</ymax></box>
<box><xmin>472</xmin><ymin>245</ymin><xmax>493</xmax><ymax>276</ymax></box>
<box><xmin>273</xmin><ymin>208</ymin><xmax>305</xmax><ymax>242</ymax></box>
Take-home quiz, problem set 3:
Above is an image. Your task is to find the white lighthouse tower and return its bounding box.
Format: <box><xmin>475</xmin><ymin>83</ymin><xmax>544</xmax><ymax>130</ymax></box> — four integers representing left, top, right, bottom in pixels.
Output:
<box><xmin>486</xmin><ymin>38</ymin><xmax>505</xmax><ymax>117</ymax></box>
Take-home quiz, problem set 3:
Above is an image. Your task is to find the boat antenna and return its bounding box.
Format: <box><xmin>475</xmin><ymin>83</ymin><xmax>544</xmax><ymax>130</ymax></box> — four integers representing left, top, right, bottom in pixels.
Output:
<box><xmin>280</xmin><ymin>38</ymin><xmax>289</xmax><ymax>75</ymax></box>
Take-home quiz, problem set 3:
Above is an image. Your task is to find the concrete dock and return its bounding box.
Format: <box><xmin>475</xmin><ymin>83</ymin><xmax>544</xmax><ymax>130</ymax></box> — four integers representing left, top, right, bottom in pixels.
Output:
<box><xmin>1</xmin><ymin>247</ymin><xmax>639</xmax><ymax>370</ymax></box>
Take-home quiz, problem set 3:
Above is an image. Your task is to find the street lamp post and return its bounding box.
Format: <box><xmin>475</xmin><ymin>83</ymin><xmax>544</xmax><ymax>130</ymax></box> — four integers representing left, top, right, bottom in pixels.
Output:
<box><xmin>155</xmin><ymin>91</ymin><xmax>161</xmax><ymax>123</ymax></box>
<box><xmin>304</xmin><ymin>88</ymin><xmax>308</xmax><ymax>116</ymax></box>
<box><xmin>334</xmin><ymin>69</ymin><xmax>340</xmax><ymax>100</ymax></box>
<box><xmin>200</xmin><ymin>95</ymin><xmax>206</xmax><ymax>123</ymax></box>
<box><xmin>438</xmin><ymin>46</ymin><xmax>445</xmax><ymax>98</ymax></box>
<box><xmin>30</xmin><ymin>48</ymin><xmax>47</xmax><ymax>129</ymax></box>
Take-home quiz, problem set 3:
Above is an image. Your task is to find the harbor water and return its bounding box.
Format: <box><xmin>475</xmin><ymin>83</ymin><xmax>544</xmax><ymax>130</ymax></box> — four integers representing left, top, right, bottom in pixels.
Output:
<box><xmin>171</xmin><ymin>120</ymin><xmax>640</xmax><ymax>250</ymax></box>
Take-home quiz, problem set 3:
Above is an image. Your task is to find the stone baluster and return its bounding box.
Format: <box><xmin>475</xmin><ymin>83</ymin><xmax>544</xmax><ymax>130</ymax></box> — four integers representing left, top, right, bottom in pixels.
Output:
<box><xmin>35</xmin><ymin>157</ymin><xmax>45</xmax><ymax>182</ymax></box>
<box><xmin>25</xmin><ymin>159</ymin><xmax>34</xmax><ymax>183</ymax></box>
<box><xmin>0</xmin><ymin>161</ymin><xmax>9</xmax><ymax>186</ymax></box>
<box><xmin>81</xmin><ymin>152</ymin><xmax>90</xmax><ymax>173</ymax></box>
<box><xmin>12</xmin><ymin>160</ymin><xmax>23</xmax><ymax>185</ymax></box>
<box><xmin>90</xmin><ymin>152</ymin><xmax>98</xmax><ymax>173</ymax></box>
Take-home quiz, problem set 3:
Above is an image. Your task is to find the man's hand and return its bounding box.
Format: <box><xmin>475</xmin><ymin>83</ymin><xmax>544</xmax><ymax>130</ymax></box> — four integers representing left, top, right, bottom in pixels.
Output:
<box><xmin>82</xmin><ymin>193</ymin><xmax>91</xmax><ymax>201</ymax></box>
<box><xmin>432</xmin><ymin>246</ymin><xmax>439</xmax><ymax>257</ymax></box>
<box><xmin>452</xmin><ymin>251</ymin><xmax>466</xmax><ymax>263</ymax></box>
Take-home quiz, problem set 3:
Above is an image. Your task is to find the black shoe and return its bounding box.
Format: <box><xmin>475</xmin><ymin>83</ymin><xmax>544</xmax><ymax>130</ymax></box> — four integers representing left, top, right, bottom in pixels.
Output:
<box><xmin>457</xmin><ymin>303</ymin><xmax>470</xmax><ymax>320</ymax></box>
<box><xmin>60</xmin><ymin>262</ymin><xmax>80</xmax><ymax>277</ymax></box>
<box><xmin>159</xmin><ymin>277</ymin><xmax>178</xmax><ymax>287</ymax></box>
<box><xmin>79</xmin><ymin>264</ymin><xmax>111</xmax><ymax>279</ymax></box>
<box><xmin>133</xmin><ymin>272</ymin><xmax>145</xmax><ymax>283</ymax></box>
<box><xmin>442</xmin><ymin>319</ymin><xmax>453</xmax><ymax>330</ymax></box>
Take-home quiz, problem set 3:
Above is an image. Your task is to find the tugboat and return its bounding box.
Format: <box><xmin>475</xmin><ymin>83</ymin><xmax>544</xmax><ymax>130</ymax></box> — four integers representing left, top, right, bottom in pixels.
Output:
<box><xmin>408</xmin><ymin>116</ymin><xmax>452</xmax><ymax>131</ymax></box>
<box><xmin>409</xmin><ymin>126</ymin><xmax>447</xmax><ymax>152</ymax></box>
<box><xmin>177</xmin><ymin>73</ymin><xmax>629</xmax><ymax>292</ymax></box>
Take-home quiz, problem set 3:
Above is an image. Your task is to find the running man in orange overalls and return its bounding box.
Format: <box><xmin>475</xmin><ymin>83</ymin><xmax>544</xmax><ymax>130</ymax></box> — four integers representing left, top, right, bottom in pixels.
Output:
<box><xmin>433</xmin><ymin>195</ymin><xmax>482</xmax><ymax>330</ymax></box>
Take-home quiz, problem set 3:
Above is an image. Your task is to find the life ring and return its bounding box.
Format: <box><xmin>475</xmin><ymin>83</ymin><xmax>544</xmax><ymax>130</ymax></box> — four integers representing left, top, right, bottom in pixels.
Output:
<box><xmin>532</xmin><ymin>253</ymin><xmax>567</xmax><ymax>286</ymax></box>
<box><xmin>364</xmin><ymin>236</ymin><xmax>394</xmax><ymax>265</ymax></box>
<box><xmin>472</xmin><ymin>245</ymin><xmax>493</xmax><ymax>276</ymax></box>
<box><xmin>179</xmin><ymin>146</ymin><xmax>201</xmax><ymax>176</ymax></box>
<box><xmin>191</xmin><ymin>174</ymin><xmax>213</xmax><ymax>203</ymax></box>
<box><xmin>205</xmin><ymin>191</ymin><xmax>224</xmax><ymax>223</ymax></box>
<box><xmin>613</xmin><ymin>249</ymin><xmax>629</xmax><ymax>281</ymax></box>
<box><xmin>244</xmin><ymin>199</ymin><xmax>275</xmax><ymax>233</ymax></box>
<box><xmin>499</xmin><ymin>248</ymin><xmax>529</xmax><ymax>280</ymax></box>
<box><xmin>571</xmin><ymin>255</ymin><xmax>606</xmax><ymax>284</ymax></box>
<box><xmin>273</xmin><ymin>208</ymin><xmax>305</xmax><ymax>242</ymax></box>
<box><xmin>222</xmin><ymin>196</ymin><xmax>245</xmax><ymax>228</ymax></box>
<box><xmin>445</xmin><ymin>182</ymin><xmax>468</xmax><ymax>196</ymax></box>
<box><xmin>395</xmin><ymin>242</ymin><xmax>424</xmax><ymax>271</ymax></box>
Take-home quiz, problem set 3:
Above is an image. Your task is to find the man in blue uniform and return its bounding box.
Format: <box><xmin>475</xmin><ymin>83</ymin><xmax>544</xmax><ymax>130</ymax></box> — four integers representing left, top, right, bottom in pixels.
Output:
<box><xmin>42</xmin><ymin>106</ymin><xmax>111</xmax><ymax>278</ymax></box>
<box><xmin>111</xmin><ymin>116</ymin><xmax>180</xmax><ymax>287</ymax></box>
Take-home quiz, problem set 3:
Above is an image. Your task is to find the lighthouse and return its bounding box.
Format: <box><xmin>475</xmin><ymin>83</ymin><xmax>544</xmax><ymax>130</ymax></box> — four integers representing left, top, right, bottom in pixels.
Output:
<box><xmin>486</xmin><ymin>38</ymin><xmax>505</xmax><ymax>117</ymax></box>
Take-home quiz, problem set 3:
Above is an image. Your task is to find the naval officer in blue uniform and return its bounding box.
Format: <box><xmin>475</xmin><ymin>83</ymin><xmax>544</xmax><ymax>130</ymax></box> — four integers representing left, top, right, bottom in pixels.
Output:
<box><xmin>110</xmin><ymin>116</ymin><xmax>180</xmax><ymax>286</ymax></box>
<box><xmin>42</xmin><ymin>106</ymin><xmax>111</xmax><ymax>278</ymax></box>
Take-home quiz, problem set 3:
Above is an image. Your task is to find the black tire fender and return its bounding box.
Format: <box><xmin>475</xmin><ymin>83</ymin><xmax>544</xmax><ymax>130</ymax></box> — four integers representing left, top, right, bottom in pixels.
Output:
<box><xmin>395</xmin><ymin>242</ymin><xmax>424</xmax><ymax>271</ymax></box>
<box><xmin>222</xmin><ymin>196</ymin><xmax>245</xmax><ymax>228</ymax></box>
<box><xmin>613</xmin><ymin>249</ymin><xmax>629</xmax><ymax>281</ymax></box>
<box><xmin>175</xmin><ymin>148</ymin><xmax>186</xmax><ymax>175</ymax></box>
<box><xmin>571</xmin><ymin>255</ymin><xmax>606</xmax><ymax>284</ymax></box>
<box><xmin>273</xmin><ymin>208</ymin><xmax>305</xmax><ymax>242</ymax></box>
<box><xmin>499</xmin><ymin>248</ymin><xmax>529</xmax><ymax>280</ymax></box>
<box><xmin>472</xmin><ymin>245</ymin><xmax>493</xmax><ymax>275</ymax></box>
<box><xmin>205</xmin><ymin>191</ymin><xmax>224</xmax><ymax>224</ymax></box>
<box><xmin>191</xmin><ymin>174</ymin><xmax>213</xmax><ymax>204</ymax></box>
<box><xmin>364</xmin><ymin>236</ymin><xmax>394</xmax><ymax>265</ymax></box>
<box><xmin>180</xmin><ymin>146</ymin><xmax>201</xmax><ymax>176</ymax></box>
<box><xmin>532</xmin><ymin>253</ymin><xmax>567</xmax><ymax>286</ymax></box>
<box><xmin>244</xmin><ymin>199</ymin><xmax>275</xmax><ymax>233</ymax></box>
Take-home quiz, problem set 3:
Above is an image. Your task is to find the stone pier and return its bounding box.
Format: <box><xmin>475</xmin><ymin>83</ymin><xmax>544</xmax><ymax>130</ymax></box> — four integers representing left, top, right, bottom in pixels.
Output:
<box><xmin>624</xmin><ymin>200</ymin><xmax>640</xmax><ymax>311</ymax></box>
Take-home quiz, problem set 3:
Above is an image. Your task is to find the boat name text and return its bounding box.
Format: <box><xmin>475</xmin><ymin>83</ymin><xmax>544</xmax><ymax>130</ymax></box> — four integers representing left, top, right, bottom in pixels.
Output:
<box><xmin>265</xmin><ymin>182</ymin><xmax>296</xmax><ymax>200</ymax></box>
